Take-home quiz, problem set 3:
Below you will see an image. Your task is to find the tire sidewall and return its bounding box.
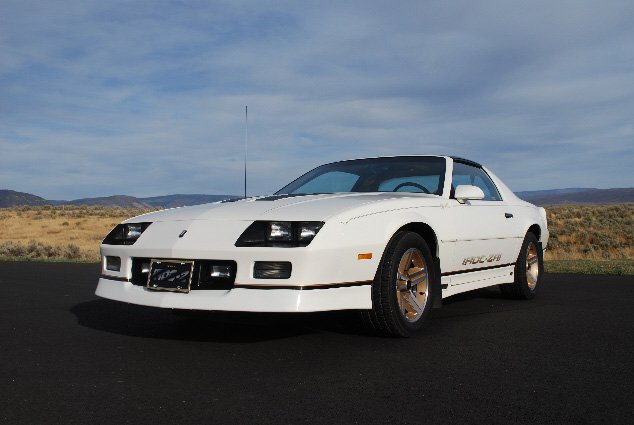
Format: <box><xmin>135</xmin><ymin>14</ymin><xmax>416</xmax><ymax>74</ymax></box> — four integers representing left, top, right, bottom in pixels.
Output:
<box><xmin>515</xmin><ymin>232</ymin><xmax>543</xmax><ymax>299</ymax></box>
<box><xmin>382</xmin><ymin>232</ymin><xmax>436</xmax><ymax>334</ymax></box>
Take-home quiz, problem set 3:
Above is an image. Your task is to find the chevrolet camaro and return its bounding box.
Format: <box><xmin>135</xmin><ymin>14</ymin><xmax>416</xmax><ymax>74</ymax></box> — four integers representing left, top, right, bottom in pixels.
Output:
<box><xmin>96</xmin><ymin>155</ymin><xmax>548</xmax><ymax>337</ymax></box>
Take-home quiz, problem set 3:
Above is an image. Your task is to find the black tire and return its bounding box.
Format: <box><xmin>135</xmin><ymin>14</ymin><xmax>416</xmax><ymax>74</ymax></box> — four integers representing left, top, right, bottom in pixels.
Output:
<box><xmin>361</xmin><ymin>231</ymin><xmax>436</xmax><ymax>337</ymax></box>
<box><xmin>500</xmin><ymin>232</ymin><xmax>543</xmax><ymax>299</ymax></box>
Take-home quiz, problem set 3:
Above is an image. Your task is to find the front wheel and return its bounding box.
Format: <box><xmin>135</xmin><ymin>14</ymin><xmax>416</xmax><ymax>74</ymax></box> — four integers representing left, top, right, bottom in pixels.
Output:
<box><xmin>361</xmin><ymin>231</ymin><xmax>436</xmax><ymax>337</ymax></box>
<box><xmin>500</xmin><ymin>232</ymin><xmax>543</xmax><ymax>299</ymax></box>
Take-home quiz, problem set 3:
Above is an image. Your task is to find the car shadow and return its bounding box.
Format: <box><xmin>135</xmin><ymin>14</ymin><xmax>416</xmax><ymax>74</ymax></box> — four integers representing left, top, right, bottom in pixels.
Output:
<box><xmin>71</xmin><ymin>286</ymin><xmax>538</xmax><ymax>342</ymax></box>
<box><xmin>431</xmin><ymin>285</ymin><xmax>541</xmax><ymax>321</ymax></box>
<box><xmin>70</xmin><ymin>299</ymin><xmax>369</xmax><ymax>343</ymax></box>
<box><xmin>441</xmin><ymin>286</ymin><xmax>506</xmax><ymax>305</ymax></box>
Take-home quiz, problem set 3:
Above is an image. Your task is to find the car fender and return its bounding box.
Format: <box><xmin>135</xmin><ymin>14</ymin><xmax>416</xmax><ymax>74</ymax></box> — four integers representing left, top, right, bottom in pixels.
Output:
<box><xmin>516</xmin><ymin>207</ymin><xmax>549</xmax><ymax>246</ymax></box>
<box><xmin>341</xmin><ymin>209</ymin><xmax>443</xmax><ymax>308</ymax></box>
<box><xmin>341</xmin><ymin>209</ymin><xmax>434</xmax><ymax>250</ymax></box>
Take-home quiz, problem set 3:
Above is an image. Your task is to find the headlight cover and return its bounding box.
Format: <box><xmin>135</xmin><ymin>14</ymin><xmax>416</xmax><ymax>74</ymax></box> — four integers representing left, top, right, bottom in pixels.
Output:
<box><xmin>103</xmin><ymin>222</ymin><xmax>152</xmax><ymax>245</ymax></box>
<box><xmin>235</xmin><ymin>221</ymin><xmax>324</xmax><ymax>247</ymax></box>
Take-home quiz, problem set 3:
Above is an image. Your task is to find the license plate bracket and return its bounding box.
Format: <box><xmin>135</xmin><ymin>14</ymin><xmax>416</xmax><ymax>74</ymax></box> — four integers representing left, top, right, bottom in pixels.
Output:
<box><xmin>147</xmin><ymin>259</ymin><xmax>194</xmax><ymax>293</ymax></box>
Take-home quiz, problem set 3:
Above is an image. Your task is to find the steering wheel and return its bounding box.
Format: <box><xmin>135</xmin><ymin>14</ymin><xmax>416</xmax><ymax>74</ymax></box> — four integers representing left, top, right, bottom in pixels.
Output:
<box><xmin>393</xmin><ymin>182</ymin><xmax>430</xmax><ymax>193</ymax></box>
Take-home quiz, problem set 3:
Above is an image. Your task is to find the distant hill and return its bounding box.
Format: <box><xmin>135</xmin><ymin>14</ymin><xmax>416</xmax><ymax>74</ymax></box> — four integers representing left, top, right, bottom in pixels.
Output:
<box><xmin>59</xmin><ymin>195</ymin><xmax>153</xmax><ymax>209</ymax></box>
<box><xmin>2</xmin><ymin>187</ymin><xmax>631</xmax><ymax>208</ymax></box>
<box><xmin>0</xmin><ymin>189</ymin><xmax>49</xmax><ymax>208</ymax></box>
<box><xmin>515</xmin><ymin>188</ymin><xmax>594</xmax><ymax>198</ymax></box>
<box><xmin>517</xmin><ymin>188</ymin><xmax>634</xmax><ymax>205</ymax></box>
<box><xmin>142</xmin><ymin>194</ymin><xmax>239</xmax><ymax>208</ymax></box>
<box><xmin>1</xmin><ymin>190</ymin><xmax>239</xmax><ymax>208</ymax></box>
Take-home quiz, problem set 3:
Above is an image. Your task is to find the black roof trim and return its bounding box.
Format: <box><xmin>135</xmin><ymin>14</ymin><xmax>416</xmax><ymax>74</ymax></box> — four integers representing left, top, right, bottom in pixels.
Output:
<box><xmin>450</xmin><ymin>156</ymin><xmax>482</xmax><ymax>168</ymax></box>
<box><xmin>255</xmin><ymin>194</ymin><xmax>311</xmax><ymax>201</ymax></box>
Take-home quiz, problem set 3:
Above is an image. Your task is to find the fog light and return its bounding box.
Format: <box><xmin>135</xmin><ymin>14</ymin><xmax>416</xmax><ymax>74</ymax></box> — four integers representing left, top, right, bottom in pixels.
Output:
<box><xmin>141</xmin><ymin>262</ymin><xmax>151</xmax><ymax>274</ymax></box>
<box><xmin>254</xmin><ymin>261</ymin><xmax>292</xmax><ymax>279</ymax></box>
<box><xmin>105</xmin><ymin>256</ymin><xmax>121</xmax><ymax>272</ymax></box>
<box><xmin>211</xmin><ymin>265</ymin><xmax>232</xmax><ymax>278</ymax></box>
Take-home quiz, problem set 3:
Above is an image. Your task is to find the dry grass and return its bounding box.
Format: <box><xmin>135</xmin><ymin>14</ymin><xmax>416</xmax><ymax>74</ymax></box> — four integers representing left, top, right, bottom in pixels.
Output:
<box><xmin>0</xmin><ymin>205</ymin><xmax>155</xmax><ymax>261</ymax></box>
<box><xmin>545</xmin><ymin>259</ymin><xmax>634</xmax><ymax>275</ymax></box>
<box><xmin>545</xmin><ymin>204</ymin><xmax>633</xmax><ymax>261</ymax></box>
<box><xmin>0</xmin><ymin>204</ymin><xmax>632</xmax><ymax>271</ymax></box>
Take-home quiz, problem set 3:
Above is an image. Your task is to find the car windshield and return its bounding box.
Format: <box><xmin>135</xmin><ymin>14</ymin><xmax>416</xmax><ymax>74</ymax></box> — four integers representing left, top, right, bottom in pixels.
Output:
<box><xmin>276</xmin><ymin>156</ymin><xmax>446</xmax><ymax>195</ymax></box>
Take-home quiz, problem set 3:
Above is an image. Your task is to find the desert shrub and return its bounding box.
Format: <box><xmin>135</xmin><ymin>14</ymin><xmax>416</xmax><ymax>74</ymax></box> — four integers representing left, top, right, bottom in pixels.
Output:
<box><xmin>0</xmin><ymin>240</ymin><xmax>63</xmax><ymax>259</ymax></box>
<box><xmin>0</xmin><ymin>241</ymin><xmax>27</xmax><ymax>257</ymax></box>
<box><xmin>0</xmin><ymin>242</ymin><xmax>85</xmax><ymax>260</ymax></box>
<box><xmin>26</xmin><ymin>240</ymin><xmax>62</xmax><ymax>258</ymax></box>
<box><xmin>63</xmin><ymin>244</ymin><xmax>82</xmax><ymax>259</ymax></box>
<box><xmin>545</xmin><ymin>204</ymin><xmax>633</xmax><ymax>260</ymax></box>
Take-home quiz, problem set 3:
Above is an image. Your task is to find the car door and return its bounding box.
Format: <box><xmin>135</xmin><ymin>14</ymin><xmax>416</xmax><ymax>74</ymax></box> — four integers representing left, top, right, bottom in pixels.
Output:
<box><xmin>441</xmin><ymin>160</ymin><xmax>519</xmax><ymax>274</ymax></box>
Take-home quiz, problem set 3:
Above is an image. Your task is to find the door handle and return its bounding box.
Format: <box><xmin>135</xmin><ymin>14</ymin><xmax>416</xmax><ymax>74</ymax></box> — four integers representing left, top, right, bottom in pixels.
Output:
<box><xmin>505</xmin><ymin>213</ymin><xmax>514</xmax><ymax>218</ymax></box>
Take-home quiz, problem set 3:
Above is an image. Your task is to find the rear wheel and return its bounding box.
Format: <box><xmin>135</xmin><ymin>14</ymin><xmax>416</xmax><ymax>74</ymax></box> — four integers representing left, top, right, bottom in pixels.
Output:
<box><xmin>361</xmin><ymin>231</ymin><xmax>436</xmax><ymax>337</ymax></box>
<box><xmin>500</xmin><ymin>232</ymin><xmax>542</xmax><ymax>299</ymax></box>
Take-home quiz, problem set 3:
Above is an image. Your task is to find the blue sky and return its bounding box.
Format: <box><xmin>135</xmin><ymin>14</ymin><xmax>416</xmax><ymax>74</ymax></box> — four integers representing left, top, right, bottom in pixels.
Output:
<box><xmin>1</xmin><ymin>0</ymin><xmax>633</xmax><ymax>199</ymax></box>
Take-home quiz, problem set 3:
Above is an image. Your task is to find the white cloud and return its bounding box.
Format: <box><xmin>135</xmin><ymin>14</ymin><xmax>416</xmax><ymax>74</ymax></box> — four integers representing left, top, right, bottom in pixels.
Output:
<box><xmin>1</xmin><ymin>0</ymin><xmax>633</xmax><ymax>199</ymax></box>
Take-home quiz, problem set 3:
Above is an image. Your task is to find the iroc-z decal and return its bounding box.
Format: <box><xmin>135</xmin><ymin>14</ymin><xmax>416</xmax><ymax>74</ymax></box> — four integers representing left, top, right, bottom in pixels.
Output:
<box><xmin>462</xmin><ymin>254</ymin><xmax>502</xmax><ymax>265</ymax></box>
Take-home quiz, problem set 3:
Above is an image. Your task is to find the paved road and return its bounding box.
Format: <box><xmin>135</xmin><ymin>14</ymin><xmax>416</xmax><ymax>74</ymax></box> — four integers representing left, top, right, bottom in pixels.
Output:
<box><xmin>0</xmin><ymin>262</ymin><xmax>632</xmax><ymax>424</ymax></box>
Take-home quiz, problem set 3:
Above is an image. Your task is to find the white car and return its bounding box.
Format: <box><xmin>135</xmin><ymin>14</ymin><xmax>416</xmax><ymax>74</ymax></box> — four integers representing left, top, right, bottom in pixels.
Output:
<box><xmin>96</xmin><ymin>155</ymin><xmax>548</xmax><ymax>336</ymax></box>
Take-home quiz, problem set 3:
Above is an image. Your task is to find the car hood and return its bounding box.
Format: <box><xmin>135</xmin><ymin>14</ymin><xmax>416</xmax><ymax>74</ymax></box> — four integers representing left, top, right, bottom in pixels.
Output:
<box><xmin>126</xmin><ymin>193</ymin><xmax>443</xmax><ymax>223</ymax></box>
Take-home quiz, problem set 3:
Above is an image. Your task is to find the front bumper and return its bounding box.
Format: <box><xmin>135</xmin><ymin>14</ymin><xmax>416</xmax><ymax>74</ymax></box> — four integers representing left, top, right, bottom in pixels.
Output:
<box><xmin>96</xmin><ymin>277</ymin><xmax>372</xmax><ymax>312</ymax></box>
<box><xmin>97</xmin><ymin>218</ymin><xmax>381</xmax><ymax>311</ymax></box>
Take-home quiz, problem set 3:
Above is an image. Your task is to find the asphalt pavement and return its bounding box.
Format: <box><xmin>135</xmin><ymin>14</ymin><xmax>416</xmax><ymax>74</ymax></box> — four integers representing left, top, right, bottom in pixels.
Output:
<box><xmin>1</xmin><ymin>261</ymin><xmax>632</xmax><ymax>425</ymax></box>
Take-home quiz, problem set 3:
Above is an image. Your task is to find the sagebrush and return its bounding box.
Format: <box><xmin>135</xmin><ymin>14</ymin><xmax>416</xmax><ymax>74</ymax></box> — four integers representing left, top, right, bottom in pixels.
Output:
<box><xmin>545</xmin><ymin>204</ymin><xmax>633</xmax><ymax>260</ymax></box>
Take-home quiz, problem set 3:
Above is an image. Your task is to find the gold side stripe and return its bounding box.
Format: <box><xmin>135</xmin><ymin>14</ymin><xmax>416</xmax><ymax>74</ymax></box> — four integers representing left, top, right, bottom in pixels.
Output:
<box><xmin>233</xmin><ymin>280</ymin><xmax>372</xmax><ymax>290</ymax></box>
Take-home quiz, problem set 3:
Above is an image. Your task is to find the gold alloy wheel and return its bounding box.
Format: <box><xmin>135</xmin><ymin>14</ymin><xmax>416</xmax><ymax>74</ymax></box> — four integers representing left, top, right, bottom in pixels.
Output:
<box><xmin>395</xmin><ymin>248</ymin><xmax>429</xmax><ymax>323</ymax></box>
<box><xmin>526</xmin><ymin>242</ymin><xmax>539</xmax><ymax>290</ymax></box>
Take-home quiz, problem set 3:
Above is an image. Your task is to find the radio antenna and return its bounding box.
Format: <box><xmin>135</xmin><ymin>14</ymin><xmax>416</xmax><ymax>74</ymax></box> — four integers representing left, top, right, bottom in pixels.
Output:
<box><xmin>244</xmin><ymin>105</ymin><xmax>248</xmax><ymax>199</ymax></box>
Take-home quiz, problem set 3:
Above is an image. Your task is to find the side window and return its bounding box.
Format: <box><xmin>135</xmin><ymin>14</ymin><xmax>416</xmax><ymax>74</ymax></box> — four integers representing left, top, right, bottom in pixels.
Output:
<box><xmin>452</xmin><ymin>162</ymin><xmax>502</xmax><ymax>201</ymax></box>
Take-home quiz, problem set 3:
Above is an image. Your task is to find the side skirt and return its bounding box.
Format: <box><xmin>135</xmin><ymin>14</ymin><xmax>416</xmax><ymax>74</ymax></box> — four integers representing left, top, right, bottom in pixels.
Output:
<box><xmin>441</xmin><ymin>264</ymin><xmax>516</xmax><ymax>298</ymax></box>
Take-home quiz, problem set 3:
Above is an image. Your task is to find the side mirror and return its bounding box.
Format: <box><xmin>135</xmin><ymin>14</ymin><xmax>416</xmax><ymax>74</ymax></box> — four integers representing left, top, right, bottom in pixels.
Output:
<box><xmin>454</xmin><ymin>185</ymin><xmax>485</xmax><ymax>203</ymax></box>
